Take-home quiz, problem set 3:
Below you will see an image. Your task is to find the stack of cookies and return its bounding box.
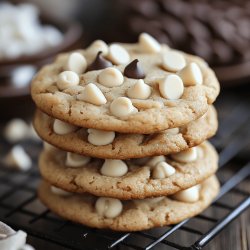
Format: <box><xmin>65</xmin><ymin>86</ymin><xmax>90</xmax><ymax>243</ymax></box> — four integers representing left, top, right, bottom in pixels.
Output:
<box><xmin>32</xmin><ymin>33</ymin><xmax>220</xmax><ymax>231</ymax></box>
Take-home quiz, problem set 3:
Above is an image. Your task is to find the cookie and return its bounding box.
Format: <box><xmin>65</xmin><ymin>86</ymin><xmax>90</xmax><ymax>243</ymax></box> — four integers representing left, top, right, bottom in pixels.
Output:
<box><xmin>34</xmin><ymin>106</ymin><xmax>217</xmax><ymax>159</ymax></box>
<box><xmin>38</xmin><ymin>175</ymin><xmax>219</xmax><ymax>231</ymax></box>
<box><xmin>31</xmin><ymin>34</ymin><xmax>220</xmax><ymax>134</ymax></box>
<box><xmin>39</xmin><ymin>141</ymin><xmax>218</xmax><ymax>199</ymax></box>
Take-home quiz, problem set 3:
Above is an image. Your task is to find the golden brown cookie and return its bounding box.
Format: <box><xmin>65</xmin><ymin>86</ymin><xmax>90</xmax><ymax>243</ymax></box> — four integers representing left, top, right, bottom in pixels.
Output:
<box><xmin>34</xmin><ymin>106</ymin><xmax>217</xmax><ymax>159</ymax></box>
<box><xmin>38</xmin><ymin>175</ymin><xmax>219</xmax><ymax>231</ymax></box>
<box><xmin>31</xmin><ymin>35</ymin><xmax>220</xmax><ymax>134</ymax></box>
<box><xmin>39</xmin><ymin>141</ymin><xmax>218</xmax><ymax>199</ymax></box>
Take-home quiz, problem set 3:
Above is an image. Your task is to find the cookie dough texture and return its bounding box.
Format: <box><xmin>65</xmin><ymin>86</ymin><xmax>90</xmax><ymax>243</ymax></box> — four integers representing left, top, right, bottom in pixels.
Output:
<box><xmin>39</xmin><ymin>141</ymin><xmax>218</xmax><ymax>199</ymax></box>
<box><xmin>34</xmin><ymin>106</ymin><xmax>217</xmax><ymax>159</ymax></box>
<box><xmin>31</xmin><ymin>43</ymin><xmax>220</xmax><ymax>134</ymax></box>
<box><xmin>38</xmin><ymin>175</ymin><xmax>219</xmax><ymax>231</ymax></box>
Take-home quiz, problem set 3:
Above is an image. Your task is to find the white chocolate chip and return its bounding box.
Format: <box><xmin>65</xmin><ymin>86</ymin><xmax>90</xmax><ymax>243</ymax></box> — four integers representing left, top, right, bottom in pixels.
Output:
<box><xmin>100</xmin><ymin>159</ymin><xmax>128</xmax><ymax>177</ymax></box>
<box><xmin>110</xmin><ymin>97</ymin><xmax>137</xmax><ymax>118</ymax></box>
<box><xmin>65</xmin><ymin>52</ymin><xmax>87</xmax><ymax>74</ymax></box>
<box><xmin>178</xmin><ymin>62</ymin><xmax>203</xmax><ymax>86</ymax></box>
<box><xmin>108</xmin><ymin>44</ymin><xmax>130</xmax><ymax>65</ymax></box>
<box><xmin>77</xmin><ymin>83</ymin><xmax>107</xmax><ymax>105</ymax></box>
<box><xmin>159</xmin><ymin>74</ymin><xmax>184</xmax><ymax>100</ymax></box>
<box><xmin>98</xmin><ymin>67</ymin><xmax>124</xmax><ymax>87</ymax></box>
<box><xmin>134</xmin><ymin>196</ymin><xmax>165</xmax><ymax>205</ymax></box>
<box><xmin>53</xmin><ymin>119</ymin><xmax>77</xmax><ymax>135</ymax></box>
<box><xmin>66</xmin><ymin>152</ymin><xmax>90</xmax><ymax>167</ymax></box>
<box><xmin>139</xmin><ymin>33</ymin><xmax>161</xmax><ymax>53</ymax></box>
<box><xmin>171</xmin><ymin>147</ymin><xmax>198</xmax><ymax>163</ymax></box>
<box><xmin>4</xmin><ymin>119</ymin><xmax>29</xmax><ymax>143</ymax></box>
<box><xmin>87</xmin><ymin>128</ymin><xmax>115</xmax><ymax>146</ymax></box>
<box><xmin>197</xmin><ymin>146</ymin><xmax>204</xmax><ymax>159</ymax></box>
<box><xmin>127</xmin><ymin>79</ymin><xmax>151</xmax><ymax>99</ymax></box>
<box><xmin>162</xmin><ymin>50</ymin><xmax>186</xmax><ymax>72</ymax></box>
<box><xmin>147</xmin><ymin>156</ymin><xmax>166</xmax><ymax>167</ymax></box>
<box><xmin>86</xmin><ymin>40</ymin><xmax>109</xmax><ymax>56</ymax></box>
<box><xmin>57</xmin><ymin>71</ymin><xmax>80</xmax><ymax>90</ymax></box>
<box><xmin>166</xmin><ymin>127</ymin><xmax>180</xmax><ymax>135</ymax></box>
<box><xmin>4</xmin><ymin>145</ymin><xmax>32</xmax><ymax>171</ymax></box>
<box><xmin>43</xmin><ymin>141</ymin><xmax>57</xmax><ymax>151</ymax></box>
<box><xmin>95</xmin><ymin>197</ymin><xmax>123</xmax><ymax>218</ymax></box>
<box><xmin>152</xmin><ymin>162</ymin><xmax>176</xmax><ymax>179</ymax></box>
<box><xmin>172</xmin><ymin>185</ymin><xmax>200</xmax><ymax>203</ymax></box>
<box><xmin>51</xmin><ymin>186</ymin><xmax>71</xmax><ymax>196</ymax></box>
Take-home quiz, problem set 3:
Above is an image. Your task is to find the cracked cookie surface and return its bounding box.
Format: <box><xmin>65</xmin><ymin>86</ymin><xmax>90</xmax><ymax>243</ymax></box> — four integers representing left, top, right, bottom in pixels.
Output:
<box><xmin>39</xmin><ymin>141</ymin><xmax>218</xmax><ymax>199</ymax></box>
<box><xmin>31</xmin><ymin>42</ymin><xmax>219</xmax><ymax>134</ymax></box>
<box><xmin>38</xmin><ymin>175</ymin><xmax>219</xmax><ymax>231</ymax></box>
<box><xmin>34</xmin><ymin>106</ymin><xmax>217</xmax><ymax>159</ymax></box>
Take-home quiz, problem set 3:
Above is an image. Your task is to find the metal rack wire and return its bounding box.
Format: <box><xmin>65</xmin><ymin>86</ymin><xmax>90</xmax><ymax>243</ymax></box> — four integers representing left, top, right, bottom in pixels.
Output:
<box><xmin>0</xmin><ymin>90</ymin><xmax>249</xmax><ymax>250</ymax></box>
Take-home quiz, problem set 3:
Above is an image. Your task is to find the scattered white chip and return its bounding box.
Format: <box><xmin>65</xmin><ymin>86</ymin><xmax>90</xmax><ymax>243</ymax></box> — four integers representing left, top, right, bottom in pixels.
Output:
<box><xmin>171</xmin><ymin>147</ymin><xmax>198</xmax><ymax>163</ymax></box>
<box><xmin>166</xmin><ymin>127</ymin><xmax>180</xmax><ymax>135</ymax></box>
<box><xmin>159</xmin><ymin>74</ymin><xmax>184</xmax><ymax>100</ymax></box>
<box><xmin>53</xmin><ymin>119</ymin><xmax>77</xmax><ymax>135</ymax></box>
<box><xmin>127</xmin><ymin>79</ymin><xmax>151</xmax><ymax>99</ymax></box>
<box><xmin>95</xmin><ymin>197</ymin><xmax>123</xmax><ymax>218</ymax></box>
<box><xmin>178</xmin><ymin>62</ymin><xmax>203</xmax><ymax>86</ymax></box>
<box><xmin>77</xmin><ymin>83</ymin><xmax>107</xmax><ymax>105</ymax></box>
<box><xmin>162</xmin><ymin>50</ymin><xmax>186</xmax><ymax>72</ymax></box>
<box><xmin>4</xmin><ymin>119</ymin><xmax>29</xmax><ymax>143</ymax></box>
<box><xmin>108</xmin><ymin>44</ymin><xmax>130</xmax><ymax>65</ymax></box>
<box><xmin>65</xmin><ymin>52</ymin><xmax>87</xmax><ymax>74</ymax></box>
<box><xmin>100</xmin><ymin>159</ymin><xmax>128</xmax><ymax>177</ymax></box>
<box><xmin>139</xmin><ymin>33</ymin><xmax>161</xmax><ymax>53</ymax></box>
<box><xmin>98</xmin><ymin>67</ymin><xmax>124</xmax><ymax>87</ymax></box>
<box><xmin>87</xmin><ymin>128</ymin><xmax>115</xmax><ymax>146</ymax></box>
<box><xmin>66</xmin><ymin>152</ymin><xmax>90</xmax><ymax>167</ymax></box>
<box><xmin>4</xmin><ymin>145</ymin><xmax>32</xmax><ymax>171</ymax></box>
<box><xmin>57</xmin><ymin>71</ymin><xmax>80</xmax><ymax>91</ymax></box>
<box><xmin>110</xmin><ymin>97</ymin><xmax>138</xmax><ymax>118</ymax></box>
<box><xmin>172</xmin><ymin>185</ymin><xmax>200</xmax><ymax>203</ymax></box>
<box><xmin>147</xmin><ymin>156</ymin><xmax>166</xmax><ymax>167</ymax></box>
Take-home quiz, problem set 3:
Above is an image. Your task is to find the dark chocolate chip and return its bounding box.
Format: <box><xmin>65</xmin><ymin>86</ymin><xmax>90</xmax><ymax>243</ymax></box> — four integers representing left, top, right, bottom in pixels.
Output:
<box><xmin>124</xmin><ymin>59</ymin><xmax>145</xmax><ymax>79</ymax></box>
<box><xmin>87</xmin><ymin>52</ymin><xmax>112</xmax><ymax>71</ymax></box>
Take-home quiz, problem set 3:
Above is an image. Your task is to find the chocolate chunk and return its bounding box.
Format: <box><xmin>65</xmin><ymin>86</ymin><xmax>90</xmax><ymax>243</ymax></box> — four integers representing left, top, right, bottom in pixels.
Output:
<box><xmin>124</xmin><ymin>59</ymin><xmax>145</xmax><ymax>79</ymax></box>
<box><xmin>87</xmin><ymin>52</ymin><xmax>112</xmax><ymax>71</ymax></box>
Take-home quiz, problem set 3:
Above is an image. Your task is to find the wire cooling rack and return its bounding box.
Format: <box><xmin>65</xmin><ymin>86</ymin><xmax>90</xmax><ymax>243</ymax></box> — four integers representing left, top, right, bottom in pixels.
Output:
<box><xmin>0</xmin><ymin>89</ymin><xmax>249</xmax><ymax>250</ymax></box>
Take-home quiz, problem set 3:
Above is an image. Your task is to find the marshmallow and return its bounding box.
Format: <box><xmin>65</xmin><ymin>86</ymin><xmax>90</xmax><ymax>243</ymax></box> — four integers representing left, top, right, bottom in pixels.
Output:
<box><xmin>172</xmin><ymin>185</ymin><xmax>200</xmax><ymax>203</ymax></box>
<box><xmin>51</xmin><ymin>186</ymin><xmax>71</xmax><ymax>196</ymax></box>
<box><xmin>147</xmin><ymin>156</ymin><xmax>166</xmax><ymax>167</ymax></box>
<box><xmin>86</xmin><ymin>40</ymin><xmax>109</xmax><ymax>56</ymax></box>
<box><xmin>159</xmin><ymin>74</ymin><xmax>184</xmax><ymax>100</ymax></box>
<box><xmin>4</xmin><ymin>145</ymin><xmax>32</xmax><ymax>171</ymax></box>
<box><xmin>100</xmin><ymin>159</ymin><xmax>128</xmax><ymax>177</ymax></box>
<box><xmin>4</xmin><ymin>118</ymin><xmax>29</xmax><ymax>143</ymax></box>
<box><xmin>108</xmin><ymin>44</ymin><xmax>130</xmax><ymax>65</ymax></box>
<box><xmin>178</xmin><ymin>62</ymin><xmax>203</xmax><ymax>86</ymax></box>
<box><xmin>162</xmin><ymin>50</ymin><xmax>186</xmax><ymax>72</ymax></box>
<box><xmin>53</xmin><ymin>119</ymin><xmax>77</xmax><ymax>135</ymax></box>
<box><xmin>87</xmin><ymin>128</ymin><xmax>115</xmax><ymax>146</ymax></box>
<box><xmin>43</xmin><ymin>141</ymin><xmax>57</xmax><ymax>151</ymax></box>
<box><xmin>95</xmin><ymin>197</ymin><xmax>123</xmax><ymax>218</ymax></box>
<box><xmin>66</xmin><ymin>152</ymin><xmax>90</xmax><ymax>167</ymax></box>
<box><xmin>127</xmin><ymin>79</ymin><xmax>151</xmax><ymax>99</ymax></box>
<box><xmin>57</xmin><ymin>71</ymin><xmax>80</xmax><ymax>90</ymax></box>
<box><xmin>110</xmin><ymin>97</ymin><xmax>137</xmax><ymax>118</ymax></box>
<box><xmin>171</xmin><ymin>147</ymin><xmax>198</xmax><ymax>163</ymax></box>
<box><xmin>77</xmin><ymin>83</ymin><xmax>107</xmax><ymax>105</ymax></box>
<box><xmin>139</xmin><ymin>33</ymin><xmax>161</xmax><ymax>53</ymax></box>
<box><xmin>98</xmin><ymin>67</ymin><xmax>124</xmax><ymax>87</ymax></box>
<box><xmin>152</xmin><ymin>162</ymin><xmax>176</xmax><ymax>179</ymax></box>
<box><xmin>65</xmin><ymin>52</ymin><xmax>87</xmax><ymax>74</ymax></box>
<box><xmin>166</xmin><ymin>127</ymin><xmax>180</xmax><ymax>135</ymax></box>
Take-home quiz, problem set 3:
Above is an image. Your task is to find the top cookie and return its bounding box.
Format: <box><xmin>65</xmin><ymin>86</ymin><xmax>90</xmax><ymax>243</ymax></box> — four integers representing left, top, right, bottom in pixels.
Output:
<box><xmin>31</xmin><ymin>33</ymin><xmax>220</xmax><ymax>134</ymax></box>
